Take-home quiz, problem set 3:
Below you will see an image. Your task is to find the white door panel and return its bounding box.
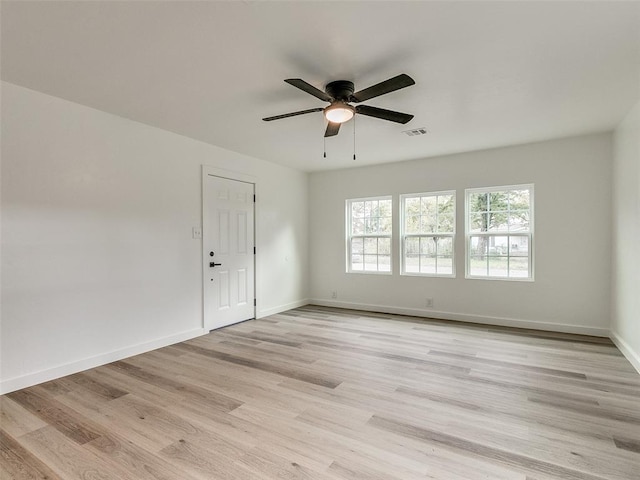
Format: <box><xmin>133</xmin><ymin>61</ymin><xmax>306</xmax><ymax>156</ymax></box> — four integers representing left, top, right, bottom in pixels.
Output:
<box><xmin>203</xmin><ymin>174</ymin><xmax>255</xmax><ymax>330</ymax></box>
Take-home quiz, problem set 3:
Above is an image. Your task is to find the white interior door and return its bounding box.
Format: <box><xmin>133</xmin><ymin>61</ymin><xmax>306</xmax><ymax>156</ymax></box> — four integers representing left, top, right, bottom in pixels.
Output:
<box><xmin>203</xmin><ymin>174</ymin><xmax>255</xmax><ymax>330</ymax></box>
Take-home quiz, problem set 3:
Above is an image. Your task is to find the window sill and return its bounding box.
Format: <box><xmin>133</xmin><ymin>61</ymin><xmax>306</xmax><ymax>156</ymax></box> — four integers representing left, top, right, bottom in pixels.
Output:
<box><xmin>346</xmin><ymin>270</ymin><xmax>393</xmax><ymax>276</ymax></box>
<box><xmin>401</xmin><ymin>272</ymin><xmax>456</xmax><ymax>279</ymax></box>
<box><xmin>465</xmin><ymin>275</ymin><xmax>534</xmax><ymax>282</ymax></box>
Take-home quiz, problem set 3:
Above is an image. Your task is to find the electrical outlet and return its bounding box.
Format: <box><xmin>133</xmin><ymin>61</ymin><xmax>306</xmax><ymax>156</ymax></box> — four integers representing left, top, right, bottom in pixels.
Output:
<box><xmin>331</xmin><ymin>291</ymin><xmax>338</xmax><ymax>299</ymax></box>
<box><xmin>425</xmin><ymin>297</ymin><xmax>434</xmax><ymax>308</ymax></box>
<box><xmin>192</xmin><ymin>227</ymin><xmax>202</xmax><ymax>239</ymax></box>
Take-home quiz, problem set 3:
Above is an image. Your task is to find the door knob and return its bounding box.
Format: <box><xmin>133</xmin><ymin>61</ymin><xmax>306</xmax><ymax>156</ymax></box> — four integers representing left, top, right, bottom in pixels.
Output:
<box><xmin>210</xmin><ymin>262</ymin><xmax>222</xmax><ymax>268</ymax></box>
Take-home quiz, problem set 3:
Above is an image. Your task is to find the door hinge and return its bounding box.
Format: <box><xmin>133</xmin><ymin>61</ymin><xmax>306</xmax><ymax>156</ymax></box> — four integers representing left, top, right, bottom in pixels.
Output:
<box><xmin>254</xmin><ymin>299</ymin><xmax>256</xmax><ymax>306</ymax></box>
<box><xmin>253</xmin><ymin>246</ymin><xmax>256</xmax><ymax>255</ymax></box>
<box><xmin>253</xmin><ymin>194</ymin><xmax>256</xmax><ymax>202</ymax></box>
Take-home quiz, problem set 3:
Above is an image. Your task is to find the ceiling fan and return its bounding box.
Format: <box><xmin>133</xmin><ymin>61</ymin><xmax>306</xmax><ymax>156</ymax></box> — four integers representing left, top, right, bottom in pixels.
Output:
<box><xmin>262</xmin><ymin>74</ymin><xmax>415</xmax><ymax>137</ymax></box>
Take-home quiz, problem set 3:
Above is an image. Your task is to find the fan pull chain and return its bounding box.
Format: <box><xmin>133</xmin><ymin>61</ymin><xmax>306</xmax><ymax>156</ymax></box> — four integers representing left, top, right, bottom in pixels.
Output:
<box><xmin>323</xmin><ymin>135</ymin><xmax>327</xmax><ymax>159</ymax></box>
<box><xmin>353</xmin><ymin>115</ymin><xmax>357</xmax><ymax>161</ymax></box>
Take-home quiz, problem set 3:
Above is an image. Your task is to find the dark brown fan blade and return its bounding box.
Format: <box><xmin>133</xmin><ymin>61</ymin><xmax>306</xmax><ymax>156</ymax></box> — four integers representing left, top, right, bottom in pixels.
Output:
<box><xmin>351</xmin><ymin>74</ymin><xmax>415</xmax><ymax>103</ymax></box>
<box><xmin>262</xmin><ymin>108</ymin><xmax>324</xmax><ymax>122</ymax></box>
<box><xmin>285</xmin><ymin>79</ymin><xmax>333</xmax><ymax>102</ymax></box>
<box><xmin>355</xmin><ymin>105</ymin><xmax>414</xmax><ymax>124</ymax></box>
<box><xmin>324</xmin><ymin>122</ymin><xmax>341</xmax><ymax>137</ymax></box>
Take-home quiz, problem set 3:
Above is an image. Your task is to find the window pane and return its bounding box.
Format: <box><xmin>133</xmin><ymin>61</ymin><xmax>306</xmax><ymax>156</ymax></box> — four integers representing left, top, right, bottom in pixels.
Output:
<box><xmin>365</xmin><ymin>217</ymin><xmax>379</xmax><ymax>234</ymax></box>
<box><xmin>378</xmin><ymin>200</ymin><xmax>392</xmax><ymax>217</ymax></box>
<box><xmin>378</xmin><ymin>255</ymin><xmax>391</xmax><ymax>272</ymax></box>
<box><xmin>487</xmin><ymin>212</ymin><xmax>508</xmax><ymax>232</ymax></box>
<box><xmin>420</xmin><ymin>255</ymin><xmax>436</xmax><ymax>274</ymax></box>
<box><xmin>364</xmin><ymin>201</ymin><xmax>375</xmax><ymax>217</ymax></box>
<box><xmin>379</xmin><ymin>216</ymin><xmax>392</xmax><ymax>234</ymax></box>
<box><xmin>470</xmin><ymin>256</ymin><xmax>487</xmax><ymax>276</ymax></box>
<box><xmin>405</xmin><ymin>237</ymin><xmax>419</xmax><ymax>255</ymax></box>
<box><xmin>421</xmin><ymin>197</ymin><xmax>437</xmax><ymax>232</ymax></box>
<box><xmin>405</xmin><ymin>252</ymin><xmax>419</xmax><ymax>271</ymax></box>
<box><xmin>405</xmin><ymin>254</ymin><xmax>419</xmax><ymax>273</ymax></box>
<box><xmin>352</xmin><ymin>201</ymin><xmax>364</xmax><ymax>218</ymax></box>
<box><xmin>488</xmin><ymin>256</ymin><xmax>508</xmax><ymax>277</ymax></box>
<box><xmin>509</xmin><ymin>189</ymin><xmax>530</xmax><ymax>209</ymax></box>
<box><xmin>364</xmin><ymin>237</ymin><xmax>378</xmax><ymax>254</ymax></box>
<box><xmin>438</xmin><ymin>195</ymin><xmax>455</xmax><ymax>215</ymax></box>
<box><xmin>509</xmin><ymin>257</ymin><xmax>529</xmax><ymax>277</ymax></box>
<box><xmin>420</xmin><ymin>237</ymin><xmax>436</xmax><ymax>255</ymax></box>
<box><xmin>421</xmin><ymin>214</ymin><xmax>437</xmax><ymax>233</ymax></box>
<box><xmin>488</xmin><ymin>192</ymin><xmax>508</xmax><ymax>212</ymax></box>
<box><xmin>351</xmin><ymin>237</ymin><xmax>364</xmax><ymax>254</ymax></box>
<box><xmin>437</xmin><ymin>213</ymin><xmax>455</xmax><ymax>233</ymax></box>
<box><xmin>421</xmin><ymin>196</ymin><xmax>437</xmax><ymax>215</ymax></box>
<box><xmin>508</xmin><ymin>211</ymin><xmax>530</xmax><ymax>231</ymax></box>
<box><xmin>470</xmin><ymin>236</ymin><xmax>488</xmax><ymax>256</ymax></box>
<box><xmin>405</xmin><ymin>197</ymin><xmax>421</xmax><ymax>216</ymax></box>
<box><xmin>378</xmin><ymin>237</ymin><xmax>391</xmax><ymax>255</ymax></box>
<box><xmin>470</xmin><ymin>213</ymin><xmax>487</xmax><ymax>232</ymax></box>
<box><xmin>406</xmin><ymin>215</ymin><xmax>421</xmax><ymax>234</ymax></box>
<box><xmin>488</xmin><ymin>236</ymin><xmax>508</xmax><ymax>256</ymax></box>
<box><xmin>364</xmin><ymin>255</ymin><xmax>378</xmax><ymax>271</ymax></box>
<box><xmin>352</xmin><ymin>218</ymin><xmax>364</xmax><ymax>235</ymax></box>
<box><xmin>438</xmin><ymin>236</ymin><xmax>453</xmax><ymax>255</ymax></box>
<box><xmin>509</xmin><ymin>236</ymin><xmax>529</xmax><ymax>256</ymax></box>
<box><xmin>351</xmin><ymin>236</ymin><xmax>364</xmax><ymax>270</ymax></box>
<box><xmin>436</xmin><ymin>256</ymin><xmax>453</xmax><ymax>275</ymax></box>
<box><xmin>469</xmin><ymin>193</ymin><xmax>488</xmax><ymax>213</ymax></box>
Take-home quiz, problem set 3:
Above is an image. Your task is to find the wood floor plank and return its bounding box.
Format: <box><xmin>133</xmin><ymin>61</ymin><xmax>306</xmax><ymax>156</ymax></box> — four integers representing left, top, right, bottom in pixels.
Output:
<box><xmin>174</xmin><ymin>341</ymin><xmax>343</xmax><ymax>388</ymax></box>
<box><xmin>0</xmin><ymin>429</ymin><xmax>63</xmax><ymax>480</ymax></box>
<box><xmin>17</xmin><ymin>426</ymin><xmax>136</xmax><ymax>480</ymax></box>
<box><xmin>428</xmin><ymin>349</ymin><xmax>589</xmax><ymax>379</ymax></box>
<box><xmin>85</xmin><ymin>432</ymin><xmax>201</xmax><ymax>480</ymax></box>
<box><xmin>159</xmin><ymin>438</ymin><xmax>252</xmax><ymax>480</ymax></box>
<box><xmin>1</xmin><ymin>306</ymin><xmax>639</xmax><ymax>479</ymax></box>
<box><xmin>368</xmin><ymin>415</ymin><xmax>608</xmax><ymax>480</ymax></box>
<box><xmin>236</xmin><ymin>446</ymin><xmax>338</xmax><ymax>480</ymax></box>
<box><xmin>63</xmin><ymin>372</ymin><xmax>129</xmax><ymax>401</ymax></box>
<box><xmin>5</xmin><ymin>388</ymin><xmax>104</xmax><ymax>445</ymax></box>
<box><xmin>613</xmin><ymin>436</ymin><xmax>640</xmax><ymax>454</ymax></box>
<box><xmin>106</xmin><ymin>359</ymin><xmax>243</xmax><ymax>412</ymax></box>
<box><xmin>0</xmin><ymin>397</ymin><xmax>48</xmax><ymax>438</ymax></box>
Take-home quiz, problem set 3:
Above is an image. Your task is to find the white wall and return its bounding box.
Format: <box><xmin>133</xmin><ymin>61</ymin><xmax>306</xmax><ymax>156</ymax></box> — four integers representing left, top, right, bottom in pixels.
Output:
<box><xmin>0</xmin><ymin>82</ymin><xmax>309</xmax><ymax>393</ymax></box>
<box><xmin>611</xmin><ymin>101</ymin><xmax>640</xmax><ymax>372</ymax></box>
<box><xmin>309</xmin><ymin>133</ymin><xmax>612</xmax><ymax>336</ymax></box>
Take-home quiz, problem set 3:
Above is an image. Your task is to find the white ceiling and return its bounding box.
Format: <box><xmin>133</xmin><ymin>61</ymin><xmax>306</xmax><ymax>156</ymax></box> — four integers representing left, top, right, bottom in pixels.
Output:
<box><xmin>2</xmin><ymin>1</ymin><xmax>639</xmax><ymax>172</ymax></box>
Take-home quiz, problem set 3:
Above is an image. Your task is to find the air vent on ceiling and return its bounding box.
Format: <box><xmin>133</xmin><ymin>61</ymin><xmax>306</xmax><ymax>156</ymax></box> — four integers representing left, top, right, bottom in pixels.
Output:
<box><xmin>403</xmin><ymin>127</ymin><xmax>428</xmax><ymax>136</ymax></box>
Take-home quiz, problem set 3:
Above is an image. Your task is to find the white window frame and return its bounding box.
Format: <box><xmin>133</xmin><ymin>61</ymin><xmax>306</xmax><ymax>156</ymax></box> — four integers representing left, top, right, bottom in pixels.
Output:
<box><xmin>400</xmin><ymin>191</ymin><xmax>456</xmax><ymax>277</ymax></box>
<box><xmin>465</xmin><ymin>184</ymin><xmax>534</xmax><ymax>281</ymax></box>
<box><xmin>346</xmin><ymin>196</ymin><xmax>393</xmax><ymax>275</ymax></box>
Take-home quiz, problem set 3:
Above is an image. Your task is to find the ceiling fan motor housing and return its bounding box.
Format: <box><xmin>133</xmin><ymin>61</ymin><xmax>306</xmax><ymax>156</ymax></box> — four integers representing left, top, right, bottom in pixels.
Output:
<box><xmin>325</xmin><ymin>80</ymin><xmax>355</xmax><ymax>101</ymax></box>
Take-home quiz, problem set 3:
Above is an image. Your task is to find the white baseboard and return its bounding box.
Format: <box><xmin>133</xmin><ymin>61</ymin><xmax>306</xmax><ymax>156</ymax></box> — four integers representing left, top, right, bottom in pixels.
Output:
<box><xmin>309</xmin><ymin>299</ymin><xmax>610</xmax><ymax>337</ymax></box>
<box><xmin>0</xmin><ymin>328</ymin><xmax>207</xmax><ymax>395</ymax></box>
<box><xmin>610</xmin><ymin>330</ymin><xmax>640</xmax><ymax>374</ymax></box>
<box><xmin>258</xmin><ymin>299</ymin><xmax>309</xmax><ymax>319</ymax></box>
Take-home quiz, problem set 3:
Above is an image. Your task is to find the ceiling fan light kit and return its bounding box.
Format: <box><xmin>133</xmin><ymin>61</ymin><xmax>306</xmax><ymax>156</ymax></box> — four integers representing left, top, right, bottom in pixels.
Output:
<box><xmin>263</xmin><ymin>74</ymin><xmax>416</xmax><ymax>138</ymax></box>
<box><xmin>324</xmin><ymin>102</ymin><xmax>355</xmax><ymax>123</ymax></box>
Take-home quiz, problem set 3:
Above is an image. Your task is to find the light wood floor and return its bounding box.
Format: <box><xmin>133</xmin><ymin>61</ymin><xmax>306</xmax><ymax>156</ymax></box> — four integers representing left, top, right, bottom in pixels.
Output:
<box><xmin>2</xmin><ymin>306</ymin><xmax>640</xmax><ymax>480</ymax></box>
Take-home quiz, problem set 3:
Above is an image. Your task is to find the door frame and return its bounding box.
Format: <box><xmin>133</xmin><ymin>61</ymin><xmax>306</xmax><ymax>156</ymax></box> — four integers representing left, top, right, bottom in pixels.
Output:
<box><xmin>201</xmin><ymin>165</ymin><xmax>257</xmax><ymax>331</ymax></box>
